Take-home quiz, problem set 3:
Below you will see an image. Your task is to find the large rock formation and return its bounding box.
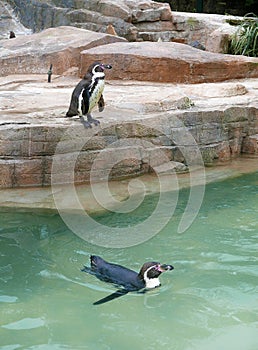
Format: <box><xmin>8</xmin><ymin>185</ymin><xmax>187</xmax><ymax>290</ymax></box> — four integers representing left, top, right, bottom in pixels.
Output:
<box><xmin>81</xmin><ymin>41</ymin><xmax>258</xmax><ymax>83</ymax></box>
<box><xmin>0</xmin><ymin>75</ymin><xmax>257</xmax><ymax>188</ymax></box>
<box><xmin>1</xmin><ymin>26</ymin><xmax>257</xmax><ymax>83</ymax></box>
<box><xmin>0</xmin><ymin>26</ymin><xmax>126</xmax><ymax>75</ymax></box>
<box><xmin>0</xmin><ymin>8</ymin><xmax>257</xmax><ymax>189</ymax></box>
<box><xmin>5</xmin><ymin>0</ymin><xmax>172</xmax><ymax>41</ymax></box>
<box><xmin>4</xmin><ymin>0</ymin><xmax>239</xmax><ymax>50</ymax></box>
<box><xmin>0</xmin><ymin>1</ymin><xmax>31</xmax><ymax>40</ymax></box>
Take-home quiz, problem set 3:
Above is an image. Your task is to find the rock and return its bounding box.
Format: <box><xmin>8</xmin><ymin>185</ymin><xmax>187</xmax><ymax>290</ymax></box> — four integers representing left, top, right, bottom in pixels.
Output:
<box><xmin>131</xmin><ymin>6</ymin><xmax>172</xmax><ymax>24</ymax></box>
<box><xmin>96</xmin><ymin>0</ymin><xmax>131</xmax><ymax>21</ymax></box>
<box><xmin>1</xmin><ymin>1</ymin><xmax>245</xmax><ymax>52</ymax></box>
<box><xmin>206</xmin><ymin>26</ymin><xmax>236</xmax><ymax>53</ymax></box>
<box><xmin>154</xmin><ymin>161</ymin><xmax>188</xmax><ymax>174</ymax></box>
<box><xmin>81</xmin><ymin>42</ymin><xmax>258</xmax><ymax>83</ymax></box>
<box><xmin>3</xmin><ymin>26</ymin><xmax>256</xmax><ymax>83</ymax></box>
<box><xmin>0</xmin><ymin>1</ymin><xmax>31</xmax><ymax>40</ymax></box>
<box><xmin>184</xmin><ymin>82</ymin><xmax>248</xmax><ymax>98</ymax></box>
<box><xmin>106</xmin><ymin>24</ymin><xmax>117</xmax><ymax>36</ymax></box>
<box><xmin>134</xmin><ymin>20</ymin><xmax>175</xmax><ymax>33</ymax></box>
<box><xmin>5</xmin><ymin>0</ymin><xmax>173</xmax><ymax>42</ymax></box>
<box><xmin>242</xmin><ymin>135</ymin><xmax>258</xmax><ymax>154</ymax></box>
<box><xmin>0</xmin><ymin>75</ymin><xmax>257</xmax><ymax>188</ymax></box>
<box><xmin>0</xmin><ymin>160</ymin><xmax>14</xmax><ymax>188</ymax></box>
<box><xmin>0</xmin><ymin>26</ymin><xmax>127</xmax><ymax>75</ymax></box>
<box><xmin>189</xmin><ymin>40</ymin><xmax>206</xmax><ymax>50</ymax></box>
<box><xmin>172</xmin><ymin>12</ymin><xmax>239</xmax><ymax>51</ymax></box>
<box><xmin>62</xmin><ymin>66</ymin><xmax>79</xmax><ymax>77</ymax></box>
<box><xmin>64</xmin><ymin>6</ymin><xmax>135</xmax><ymax>39</ymax></box>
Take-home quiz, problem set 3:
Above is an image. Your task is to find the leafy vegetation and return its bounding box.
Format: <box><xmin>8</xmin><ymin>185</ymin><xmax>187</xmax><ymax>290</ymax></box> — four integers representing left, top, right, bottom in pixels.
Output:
<box><xmin>229</xmin><ymin>13</ymin><xmax>258</xmax><ymax>57</ymax></box>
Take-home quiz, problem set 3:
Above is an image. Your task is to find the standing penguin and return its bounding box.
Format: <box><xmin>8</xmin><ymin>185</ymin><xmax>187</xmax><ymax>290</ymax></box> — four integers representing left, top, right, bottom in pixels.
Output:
<box><xmin>66</xmin><ymin>62</ymin><xmax>112</xmax><ymax>128</ymax></box>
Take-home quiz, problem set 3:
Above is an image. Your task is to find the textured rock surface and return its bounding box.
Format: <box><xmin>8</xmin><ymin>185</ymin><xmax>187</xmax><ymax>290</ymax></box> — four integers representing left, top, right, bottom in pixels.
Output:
<box><xmin>5</xmin><ymin>0</ymin><xmax>172</xmax><ymax>41</ymax></box>
<box><xmin>1</xmin><ymin>157</ymin><xmax>258</xmax><ymax>211</ymax></box>
<box><xmin>81</xmin><ymin>42</ymin><xmax>258</xmax><ymax>83</ymax></box>
<box><xmin>242</xmin><ymin>135</ymin><xmax>258</xmax><ymax>155</ymax></box>
<box><xmin>0</xmin><ymin>75</ymin><xmax>257</xmax><ymax>188</ymax></box>
<box><xmin>171</xmin><ymin>12</ymin><xmax>238</xmax><ymax>50</ymax></box>
<box><xmin>0</xmin><ymin>26</ymin><xmax>126</xmax><ymax>75</ymax></box>
<box><xmin>206</xmin><ymin>27</ymin><xmax>235</xmax><ymax>54</ymax></box>
<box><xmin>0</xmin><ymin>1</ymin><xmax>31</xmax><ymax>40</ymax></box>
<box><xmin>3</xmin><ymin>0</ymin><xmax>239</xmax><ymax>50</ymax></box>
<box><xmin>2</xmin><ymin>26</ymin><xmax>257</xmax><ymax>83</ymax></box>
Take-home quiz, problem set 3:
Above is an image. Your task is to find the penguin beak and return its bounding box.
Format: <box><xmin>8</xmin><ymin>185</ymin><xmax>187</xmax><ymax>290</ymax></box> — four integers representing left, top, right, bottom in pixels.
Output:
<box><xmin>101</xmin><ymin>64</ymin><xmax>112</xmax><ymax>70</ymax></box>
<box><xmin>157</xmin><ymin>264</ymin><xmax>174</xmax><ymax>272</ymax></box>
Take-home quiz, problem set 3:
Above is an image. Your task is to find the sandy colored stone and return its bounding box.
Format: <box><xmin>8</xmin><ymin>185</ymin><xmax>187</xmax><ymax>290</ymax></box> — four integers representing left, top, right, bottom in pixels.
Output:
<box><xmin>242</xmin><ymin>135</ymin><xmax>258</xmax><ymax>154</ymax></box>
<box><xmin>0</xmin><ymin>157</ymin><xmax>257</xmax><ymax>212</ymax></box>
<box><xmin>0</xmin><ymin>75</ymin><xmax>257</xmax><ymax>188</ymax></box>
<box><xmin>3</xmin><ymin>1</ymin><xmax>241</xmax><ymax>48</ymax></box>
<box><xmin>81</xmin><ymin>42</ymin><xmax>258</xmax><ymax>83</ymax></box>
<box><xmin>106</xmin><ymin>24</ymin><xmax>117</xmax><ymax>36</ymax></box>
<box><xmin>4</xmin><ymin>0</ymin><xmax>172</xmax><ymax>42</ymax></box>
<box><xmin>206</xmin><ymin>28</ymin><xmax>233</xmax><ymax>54</ymax></box>
<box><xmin>0</xmin><ymin>160</ymin><xmax>14</xmax><ymax>188</ymax></box>
<box><xmin>0</xmin><ymin>26</ymin><xmax>127</xmax><ymax>76</ymax></box>
<box><xmin>0</xmin><ymin>1</ymin><xmax>31</xmax><ymax>40</ymax></box>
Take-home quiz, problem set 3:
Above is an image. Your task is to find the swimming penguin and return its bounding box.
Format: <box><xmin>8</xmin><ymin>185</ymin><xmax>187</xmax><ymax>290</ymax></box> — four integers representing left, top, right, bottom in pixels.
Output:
<box><xmin>66</xmin><ymin>62</ymin><xmax>112</xmax><ymax>128</ymax></box>
<box><xmin>81</xmin><ymin>255</ymin><xmax>174</xmax><ymax>305</ymax></box>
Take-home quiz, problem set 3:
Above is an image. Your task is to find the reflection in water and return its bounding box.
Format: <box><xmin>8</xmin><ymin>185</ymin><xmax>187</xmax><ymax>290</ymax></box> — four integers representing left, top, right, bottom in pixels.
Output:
<box><xmin>0</xmin><ymin>172</ymin><xmax>257</xmax><ymax>349</ymax></box>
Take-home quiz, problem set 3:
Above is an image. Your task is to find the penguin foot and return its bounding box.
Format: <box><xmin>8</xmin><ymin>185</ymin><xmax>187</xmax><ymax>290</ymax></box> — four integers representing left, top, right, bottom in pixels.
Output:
<box><xmin>87</xmin><ymin>114</ymin><xmax>100</xmax><ymax>127</ymax></box>
<box><xmin>80</xmin><ymin>116</ymin><xmax>92</xmax><ymax>128</ymax></box>
<box><xmin>90</xmin><ymin>118</ymin><xmax>100</xmax><ymax>126</ymax></box>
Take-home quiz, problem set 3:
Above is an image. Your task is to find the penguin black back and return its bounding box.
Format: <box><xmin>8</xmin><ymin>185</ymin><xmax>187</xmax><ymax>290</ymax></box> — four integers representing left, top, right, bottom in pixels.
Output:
<box><xmin>81</xmin><ymin>255</ymin><xmax>174</xmax><ymax>305</ymax></box>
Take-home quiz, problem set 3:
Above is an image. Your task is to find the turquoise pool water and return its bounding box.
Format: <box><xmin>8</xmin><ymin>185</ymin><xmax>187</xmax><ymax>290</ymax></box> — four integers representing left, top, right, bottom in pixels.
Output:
<box><xmin>0</xmin><ymin>172</ymin><xmax>257</xmax><ymax>349</ymax></box>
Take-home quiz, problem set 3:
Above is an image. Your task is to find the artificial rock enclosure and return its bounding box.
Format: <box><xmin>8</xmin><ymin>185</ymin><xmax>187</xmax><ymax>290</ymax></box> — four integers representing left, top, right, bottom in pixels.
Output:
<box><xmin>0</xmin><ymin>0</ymin><xmax>258</xmax><ymax>189</ymax></box>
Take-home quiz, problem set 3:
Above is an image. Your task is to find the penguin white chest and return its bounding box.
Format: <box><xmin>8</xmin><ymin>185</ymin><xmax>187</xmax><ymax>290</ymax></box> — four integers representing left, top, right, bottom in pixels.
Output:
<box><xmin>143</xmin><ymin>266</ymin><xmax>161</xmax><ymax>289</ymax></box>
<box><xmin>89</xmin><ymin>79</ymin><xmax>105</xmax><ymax>113</ymax></box>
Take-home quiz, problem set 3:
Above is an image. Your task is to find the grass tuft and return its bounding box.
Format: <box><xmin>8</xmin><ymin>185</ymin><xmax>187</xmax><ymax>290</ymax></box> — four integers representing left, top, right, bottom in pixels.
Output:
<box><xmin>229</xmin><ymin>13</ymin><xmax>258</xmax><ymax>57</ymax></box>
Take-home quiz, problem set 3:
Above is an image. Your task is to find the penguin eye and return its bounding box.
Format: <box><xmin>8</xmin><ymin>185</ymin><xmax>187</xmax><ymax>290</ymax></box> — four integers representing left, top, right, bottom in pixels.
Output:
<box><xmin>94</xmin><ymin>65</ymin><xmax>103</xmax><ymax>73</ymax></box>
<box><xmin>147</xmin><ymin>267</ymin><xmax>160</xmax><ymax>279</ymax></box>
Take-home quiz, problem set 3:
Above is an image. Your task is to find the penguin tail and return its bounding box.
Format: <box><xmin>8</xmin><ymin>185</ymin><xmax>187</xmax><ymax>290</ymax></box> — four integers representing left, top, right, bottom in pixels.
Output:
<box><xmin>93</xmin><ymin>289</ymin><xmax>129</xmax><ymax>305</ymax></box>
<box><xmin>65</xmin><ymin>110</ymin><xmax>77</xmax><ymax>118</ymax></box>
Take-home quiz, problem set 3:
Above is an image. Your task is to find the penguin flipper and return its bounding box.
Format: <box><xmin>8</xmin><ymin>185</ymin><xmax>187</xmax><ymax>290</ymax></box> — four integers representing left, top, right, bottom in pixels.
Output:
<box><xmin>98</xmin><ymin>94</ymin><xmax>105</xmax><ymax>112</ymax></box>
<box><xmin>66</xmin><ymin>102</ymin><xmax>78</xmax><ymax>117</ymax></box>
<box><xmin>93</xmin><ymin>289</ymin><xmax>129</xmax><ymax>305</ymax></box>
<box><xmin>82</xmin><ymin>88</ymin><xmax>90</xmax><ymax>115</ymax></box>
<box><xmin>81</xmin><ymin>266</ymin><xmax>97</xmax><ymax>276</ymax></box>
<box><xmin>66</xmin><ymin>79</ymin><xmax>90</xmax><ymax>117</ymax></box>
<box><xmin>66</xmin><ymin>93</ymin><xmax>79</xmax><ymax>117</ymax></box>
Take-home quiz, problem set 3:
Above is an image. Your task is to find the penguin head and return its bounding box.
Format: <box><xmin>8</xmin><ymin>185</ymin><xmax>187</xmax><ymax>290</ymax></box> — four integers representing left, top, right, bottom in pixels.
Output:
<box><xmin>138</xmin><ymin>262</ymin><xmax>174</xmax><ymax>289</ymax></box>
<box><xmin>99</xmin><ymin>63</ymin><xmax>112</xmax><ymax>71</ymax></box>
<box><xmin>82</xmin><ymin>62</ymin><xmax>112</xmax><ymax>80</ymax></box>
<box><xmin>87</xmin><ymin>62</ymin><xmax>112</xmax><ymax>74</ymax></box>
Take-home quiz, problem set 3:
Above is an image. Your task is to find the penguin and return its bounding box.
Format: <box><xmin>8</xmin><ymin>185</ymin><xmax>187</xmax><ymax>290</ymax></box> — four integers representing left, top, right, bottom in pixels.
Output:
<box><xmin>81</xmin><ymin>255</ymin><xmax>174</xmax><ymax>305</ymax></box>
<box><xmin>66</xmin><ymin>62</ymin><xmax>112</xmax><ymax>128</ymax></box>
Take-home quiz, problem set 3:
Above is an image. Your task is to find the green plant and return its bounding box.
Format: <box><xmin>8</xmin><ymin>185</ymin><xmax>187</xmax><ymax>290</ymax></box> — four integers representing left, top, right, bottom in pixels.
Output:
<box><xmin>229</xmin><ymin>13</ymin><xmax>258</xmax><ymax>57</ymax></box>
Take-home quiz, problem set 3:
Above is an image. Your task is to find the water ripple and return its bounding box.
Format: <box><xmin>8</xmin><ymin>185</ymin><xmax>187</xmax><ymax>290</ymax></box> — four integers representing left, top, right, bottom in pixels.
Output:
<box><xmin>2</xmin><ymin>317</ymin><xmax>45</xmax><ymax>330</ymax></box>
<box><xmin>0</xmin><ymin>295</ymin><xmax>18</xmax><ymax>303</ymax></box>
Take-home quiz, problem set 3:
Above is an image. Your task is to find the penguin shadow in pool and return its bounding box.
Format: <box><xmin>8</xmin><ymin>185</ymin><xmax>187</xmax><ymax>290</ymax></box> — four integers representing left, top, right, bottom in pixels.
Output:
<box><xmin>66</xmin><ymin>62</ymin><xmax>112</xmax><ymax>128</ymax></box>
<box><xmin>81</xmin><ymin>255</ymin><xmax>174</xmax><ymax>305</ymax></box>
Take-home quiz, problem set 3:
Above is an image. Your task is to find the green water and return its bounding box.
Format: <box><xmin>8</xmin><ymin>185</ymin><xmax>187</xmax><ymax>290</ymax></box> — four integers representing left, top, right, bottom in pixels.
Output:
<box><xmin>0</xmin><ymin>172</ymin><xmax>258</xmax><ymax>350</ymax></box>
